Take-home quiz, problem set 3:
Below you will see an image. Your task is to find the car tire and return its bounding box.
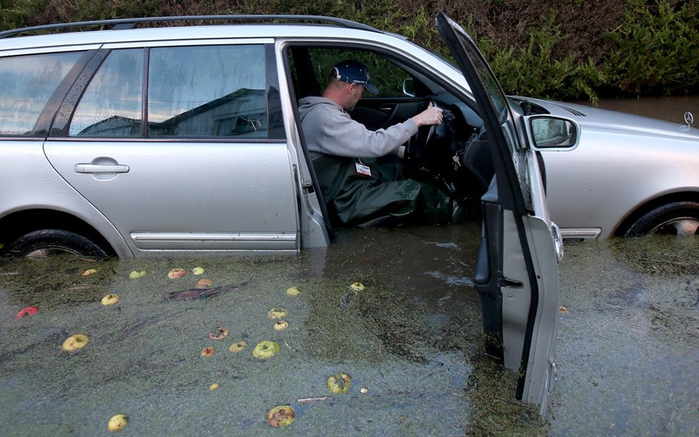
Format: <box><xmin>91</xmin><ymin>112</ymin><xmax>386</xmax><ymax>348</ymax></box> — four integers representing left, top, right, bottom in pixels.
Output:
<box><xmin>623</xmin><ymin>201</ymin><xmax>699</xmax><ymax>237</ymax></box>
<box><xmin>5</xmin><ymin>229</ymin><xmax>109</xmax><ymax>258</ymax></box>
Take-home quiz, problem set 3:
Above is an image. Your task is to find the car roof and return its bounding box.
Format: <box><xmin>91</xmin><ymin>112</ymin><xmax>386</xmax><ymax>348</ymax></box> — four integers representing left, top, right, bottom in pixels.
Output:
<box><xmin>0</xmin><ymin>15</ymin><xmax>404</xmax><ymax>52</ymax></box>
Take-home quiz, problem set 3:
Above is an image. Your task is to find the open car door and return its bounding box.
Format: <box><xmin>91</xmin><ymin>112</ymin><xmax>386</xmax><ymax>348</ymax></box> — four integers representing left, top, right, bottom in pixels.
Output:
<box><xmin>436</xmin><ymin>12</ymin><xmax>566</xmax><ymax>415</ymax></box>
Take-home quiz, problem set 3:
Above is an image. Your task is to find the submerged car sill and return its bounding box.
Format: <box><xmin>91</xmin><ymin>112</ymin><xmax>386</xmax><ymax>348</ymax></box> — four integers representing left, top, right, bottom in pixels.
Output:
<box><xmin>130</xmin><ymin>232</ymin><xmax>297</xmax><ymax>251</ymax></box>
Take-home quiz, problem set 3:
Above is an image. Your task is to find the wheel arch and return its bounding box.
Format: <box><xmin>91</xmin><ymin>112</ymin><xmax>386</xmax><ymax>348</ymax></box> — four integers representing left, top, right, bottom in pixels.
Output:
<box><xmin>613</xmin><ymin>191</ymin><xmax>699</xmax><ymax>237</ymax></box>
<box><xmin>0</xmin><ymin>209</ymin><xmax>116</xmax><ymax>256</ymax></box>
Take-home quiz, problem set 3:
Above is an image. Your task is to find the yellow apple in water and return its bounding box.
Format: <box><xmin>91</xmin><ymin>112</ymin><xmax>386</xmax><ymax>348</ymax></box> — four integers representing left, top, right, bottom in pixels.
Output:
<box><xmin>100</xmin><ymin>294</ymin><xmax>120</xmax><ymax>306</ymax></box>
<box><xmin>61</xmin><ymin>334</ymin><xmax>89</xmax><ymax>352</ymax></box>
<box><xmin>267</xmin><ymin>307</ymin><xmax>287</xmax><ymax>319</ymax></box>
<box><xmin>81</xmin><ymin>268</ymin><xmax>97</xmax><ymax>277</ymax></box>
<box><xmin>286</xmin><ymin>286</ymin><xmax>301</xmax><ymax>296</ymax></box>
<box><xmin>252</xmin><ymin>341</ymin><xmax>280</xmax><ymax>359</ymax></box>
<box><xmin>350</xmin><ymin>282</ymin><xmax>365</xmax><ymax>291</ymax></box>
<box><xmin>267</xmin><ymin>405</ymin><xmax>295</xmax><ymax>427</ymax></box>
<box><xmin>273</xmin><ymin>320</ymin><xmax>289</xmax><ymax>331</ymax></box>
<box><xmin>326</xmin><ymin>372</ymin><xmax>351</xmax><ymax>394</ymax></box>
<box><xmin>128</xmin><ymin>269</ymin><xmax>147</xmax><ymax>279</ymax></box>
<box><xmin>107</xmin><ymin>414</ymin><xmax>128</xmax><ymax>432</ymax></box>
<box><xmin>229</xmin><ymin>341</ymin><xmax>247</xmax><ymax>353</ymax></box>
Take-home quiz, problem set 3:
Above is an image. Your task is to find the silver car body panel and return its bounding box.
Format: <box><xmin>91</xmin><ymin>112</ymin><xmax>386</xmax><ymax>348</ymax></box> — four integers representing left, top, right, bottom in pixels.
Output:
<box><xmin>44</xmin><ymin>140</ymin><xmax>300</xmax><ymax>255</ymax></box>
<box><xmin>2</xmin><ymin>140</ymin><xmax>134</xmax><ymax>257</ymax></box>
<box><xmin>528</xmin><ymin>98</ymin><xmax>699</xmax><ymax>239</ymax></box>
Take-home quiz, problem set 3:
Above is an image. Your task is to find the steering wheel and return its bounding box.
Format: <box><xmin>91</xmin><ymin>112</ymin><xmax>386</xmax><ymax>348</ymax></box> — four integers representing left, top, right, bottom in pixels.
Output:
<box><xmin>403</xmin><ymin>106</ymin><xmax>440</xmax><ymax>173</ymax></box>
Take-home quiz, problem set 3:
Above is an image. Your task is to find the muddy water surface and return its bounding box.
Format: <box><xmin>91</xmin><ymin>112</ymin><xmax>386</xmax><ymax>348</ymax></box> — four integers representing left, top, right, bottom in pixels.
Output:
<box><xmin>0</xmin><ymin>223</ymin><xmax>549</xmax><ymax>436</ymax></box>
<box><xmin>1</xmin><ymin>220</ymin><xmax>697</xmax><ymax>436</ymax></box>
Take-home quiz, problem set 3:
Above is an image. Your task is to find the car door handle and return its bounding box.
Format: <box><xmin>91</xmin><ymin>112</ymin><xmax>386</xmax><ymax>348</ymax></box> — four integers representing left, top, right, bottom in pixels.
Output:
<box><xmin>74</xmin><ymin>163</ymin><xmax>130</xmax><ymax>174</ymax></box>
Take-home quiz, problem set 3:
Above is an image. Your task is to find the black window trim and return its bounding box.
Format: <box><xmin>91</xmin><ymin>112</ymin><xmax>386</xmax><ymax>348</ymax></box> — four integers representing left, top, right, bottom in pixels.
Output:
<box><xmin>49</xmin><ymin>43</ymin><xmax>286</xmax><ymax>142</ymax></box>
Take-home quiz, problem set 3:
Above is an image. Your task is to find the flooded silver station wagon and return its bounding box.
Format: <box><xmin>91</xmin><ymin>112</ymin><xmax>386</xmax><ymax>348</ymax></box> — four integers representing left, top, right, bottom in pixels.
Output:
<box><xmin>0</xmin><ymin>13</ymin><xmax>582</xmax><ymax>413</ymax></box>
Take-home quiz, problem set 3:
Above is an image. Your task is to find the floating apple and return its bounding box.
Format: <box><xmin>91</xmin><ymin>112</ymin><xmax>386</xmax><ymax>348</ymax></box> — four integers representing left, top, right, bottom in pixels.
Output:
<box><xmin>107</xmin><ymin>414</ymin><xmax>128</xmax><ymax>432</ymax></box>
<box><xmin>267</xmin><ymin>307</ymin><xmax>287</xmax><ymax>319</ymax></box>
<box><xmin>195</xmin><ymin>278</ymin><xmax>214</xmax><ymax>289</ymax></box>
<box><xmin>167</xmin><ymin>268</ymin><xmax>187</xmax><ymax>279</ymax></box>
<box><xmin>273</xmin><ymin>320</ymin><xmax>289</xmax><ymax>331</ymax></box>
<box><xmin>252</xmin><ymin>341</ymin><xmax>280</xmax><ymax>359</ymax></box>
<box><xmin>208</xmin><ymin>327</ymin><xmax>228</xmax><ymax>340</ymax></box>
<box><xmin>100</xmin><ymin>294</ymin><xmax>120</xmax><ymax>306</ymax></box>
<box><xmin>128</xmin><ymin>269</ymin><xmax>147</xmax><ymax>279</ymax></box>
<box><xmin>15</xmin><ymin>306</ymin><xmax>38</xmax><ymax>319</ymax></box>
<box><xmin>81</xmin><ymin>268</ymin><xmax>97</xmax><ymax>277</ymax></box>
<box><xmin>229</xmin><ymin>341</ymin><xmax>247</xmax><ymax>353</ymax></box>
<box><xmin>267</xmin><ymin>405</ymin><xmax>295</xmax><ymax>427</ymax></box>
<box><xmin>286</xmin><ymin>286</ymin><xmax>301</xmax><ymax>296</ymax></box>
<box><xmin>326</xmin><ymin>372</ymin><xmax>351</xmax><ymax>394</ymax></box>
<box><xmin>350</xmin><ymin>282</ymin><xmax>365</xmax><ymax>292</ymax></box>
<box><xmin>62</xmin><ymin>334</ymin><xmax>89</xmax><ymax>352</ymax></box>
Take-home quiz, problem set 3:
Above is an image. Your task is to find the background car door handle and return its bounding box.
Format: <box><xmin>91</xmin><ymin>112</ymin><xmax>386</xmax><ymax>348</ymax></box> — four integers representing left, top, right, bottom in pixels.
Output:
<box><xmin>74</xmin><ymin>163</ymin><xmax>130</xmax><ymax>174</ymax></box>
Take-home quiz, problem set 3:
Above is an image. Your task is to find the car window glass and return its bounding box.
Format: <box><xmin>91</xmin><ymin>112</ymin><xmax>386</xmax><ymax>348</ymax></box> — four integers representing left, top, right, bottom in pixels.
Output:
<box><xmin>148</xmin><ymin>45</ymin><xmax>267</xmax><ymax>138</ymax></box>
<box><xmin>0</xmin><ymin>52</ymin><xmax>83</xmax><ymax>136</ymax></box>
<box><xmin>69</xmin><ymin>49</ymin><xmax>143</xmax><ymax>137</ymax></box>
<box><xmin>306</xmin><ymin>48</ymin><xmax>408</xmax><ymax>98</ymax></box>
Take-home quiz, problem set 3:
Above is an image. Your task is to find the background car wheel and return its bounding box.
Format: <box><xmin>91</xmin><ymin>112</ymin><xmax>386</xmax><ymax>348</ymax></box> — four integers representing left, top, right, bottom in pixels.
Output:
<box><xmin>623</xmin><ymin>201</ymin><xmax>699</xmax><ymax>237</ymax></box>
<box><xmin>6</xmin><ymin>229</ymin><xmax>109</xmax><ymax>259</ymax></box>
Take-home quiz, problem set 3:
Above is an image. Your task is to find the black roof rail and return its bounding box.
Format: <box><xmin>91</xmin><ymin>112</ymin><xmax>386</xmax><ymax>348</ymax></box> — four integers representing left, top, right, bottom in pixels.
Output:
<box><xmin>0</xmin><ymin>14</ymin><xmax>380</xmax><ymax>39</ymax></box>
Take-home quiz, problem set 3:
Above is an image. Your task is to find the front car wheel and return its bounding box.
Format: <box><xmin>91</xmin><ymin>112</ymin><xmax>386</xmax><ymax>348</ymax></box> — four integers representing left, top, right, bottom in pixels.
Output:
<box><xmin>623</xmin><ymin>201</ymin><xmax>699</xmax><ymax>237</ymax></box>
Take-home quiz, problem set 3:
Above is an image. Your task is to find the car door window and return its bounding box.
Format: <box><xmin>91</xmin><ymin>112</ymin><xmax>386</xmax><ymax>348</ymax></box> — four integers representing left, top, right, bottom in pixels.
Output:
<box><xmin>69</xmin><ymin>49</ymin><xmax>143</xmax><ymax>137</ymax></box>
<box><xmin>306</xmin><ymin>48</ymin><xmax>408</xmax><ymax>98</ymax></box>
<box><xmin>148</xmin><ymin>45</ymin><xmax>267</xmax><ymax>138</ymax></box>
<box><xmin>0</xmin><ymin>52</ymin><xmax>83</xmax><ymax>136</ymax></box>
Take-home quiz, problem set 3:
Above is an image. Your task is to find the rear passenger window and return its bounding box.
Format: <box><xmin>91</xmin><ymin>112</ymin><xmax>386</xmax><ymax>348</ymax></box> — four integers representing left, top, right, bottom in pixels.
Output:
<box><xmin>0</xmin><ymin>52</ymin><xmax>83</xmax><ymax>136</ymax></box>
<box><xmin>148</xmin><ymin>45</ymin><xmax>268</xmax><ymax>138</ymax></box>
<box><xmin>69</xmin><ymin>49</ymin><xmax>144</xmax><ymax>137</ymax></box>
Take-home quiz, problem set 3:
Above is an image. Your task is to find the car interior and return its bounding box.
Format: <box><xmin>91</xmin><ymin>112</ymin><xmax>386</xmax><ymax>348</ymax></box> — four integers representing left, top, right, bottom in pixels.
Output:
<box><xmin>285</xmin><ymin>45</ymin><xmax>496</xmax><ymax>231</ymax></box>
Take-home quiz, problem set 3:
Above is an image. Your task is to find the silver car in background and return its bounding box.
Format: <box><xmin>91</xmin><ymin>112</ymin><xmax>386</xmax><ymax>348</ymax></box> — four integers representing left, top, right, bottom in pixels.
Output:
<box><xmin>522</xmin><ymin>97</ymin><xmax>699</xmax><ymax>239</ymax></box>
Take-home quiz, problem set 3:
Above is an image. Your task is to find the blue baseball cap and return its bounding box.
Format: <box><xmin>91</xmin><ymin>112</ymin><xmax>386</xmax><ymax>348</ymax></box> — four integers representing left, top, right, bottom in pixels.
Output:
<box><xmin>330</xmin><ymin>60</ymin><xmax>379</xmax><ymax>94</ymax></box>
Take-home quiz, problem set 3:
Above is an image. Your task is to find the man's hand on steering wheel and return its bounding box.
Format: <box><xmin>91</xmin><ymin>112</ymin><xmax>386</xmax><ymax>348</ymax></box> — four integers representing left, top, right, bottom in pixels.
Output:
<box><xmin>411</xmin><ymin>102</ymin><xmax>443</xmax><ymax>127</ymax></box>
<box><xmin>404</xmin><ymin>102</ymin><xmax>444</xmax><ymax>170</ymax></box>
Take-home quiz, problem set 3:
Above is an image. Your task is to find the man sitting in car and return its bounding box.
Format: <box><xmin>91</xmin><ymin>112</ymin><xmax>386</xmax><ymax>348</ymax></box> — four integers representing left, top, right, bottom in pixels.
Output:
<box><xmin>298</xmin><ymin>59</ymin><xmax>452</xmax><ymax>226</ymax></box>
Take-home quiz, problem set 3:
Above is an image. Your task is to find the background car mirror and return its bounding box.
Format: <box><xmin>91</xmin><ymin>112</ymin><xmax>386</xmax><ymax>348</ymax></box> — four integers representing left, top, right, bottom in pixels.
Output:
<box><xmin>528</xmin><ymin>116</ymin><xmax>579</xmax><ymax>149</ymax></box>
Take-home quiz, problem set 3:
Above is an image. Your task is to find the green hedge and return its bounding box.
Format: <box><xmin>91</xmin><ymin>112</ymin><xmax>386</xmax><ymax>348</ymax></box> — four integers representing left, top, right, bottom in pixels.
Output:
<box><xmin>1</xmin><ymin>0</ymin><xmax>697</xmax><ymax>102</ymax></box>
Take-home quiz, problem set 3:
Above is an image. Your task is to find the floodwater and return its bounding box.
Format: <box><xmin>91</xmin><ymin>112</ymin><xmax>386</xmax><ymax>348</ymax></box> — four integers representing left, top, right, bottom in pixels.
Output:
<box><xmin>1</xmin><ymin>225</ymin><xmax>697</xmax><ymax>436</ymax></box>
<box><xmin>0</xmin><ymin>222</ymin><xmax>546</xmax><ymax>436</ymax></box>
<box><xmin>0</xmin><ymin>97</ymin><xmax>697</xmax><ymax>436</ymax></box>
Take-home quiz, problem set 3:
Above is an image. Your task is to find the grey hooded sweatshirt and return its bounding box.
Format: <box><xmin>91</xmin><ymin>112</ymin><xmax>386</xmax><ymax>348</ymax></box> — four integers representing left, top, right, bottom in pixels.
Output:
<box><xmin>298</xmin><ymin>96</ymin><xmax>418</xmax><ymax>161</ymax></box>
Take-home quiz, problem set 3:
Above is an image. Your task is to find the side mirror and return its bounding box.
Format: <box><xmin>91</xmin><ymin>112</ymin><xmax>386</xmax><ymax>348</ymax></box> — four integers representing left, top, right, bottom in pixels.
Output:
<box><xmin>527</xmin><ymin>116</ymin><xmax>579</xmax><ymax>150</ymax></box>
<box><xmin>402</xmin><ymin>78</ymin><xmax>416</xmax><ymax>97</ymax></box>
